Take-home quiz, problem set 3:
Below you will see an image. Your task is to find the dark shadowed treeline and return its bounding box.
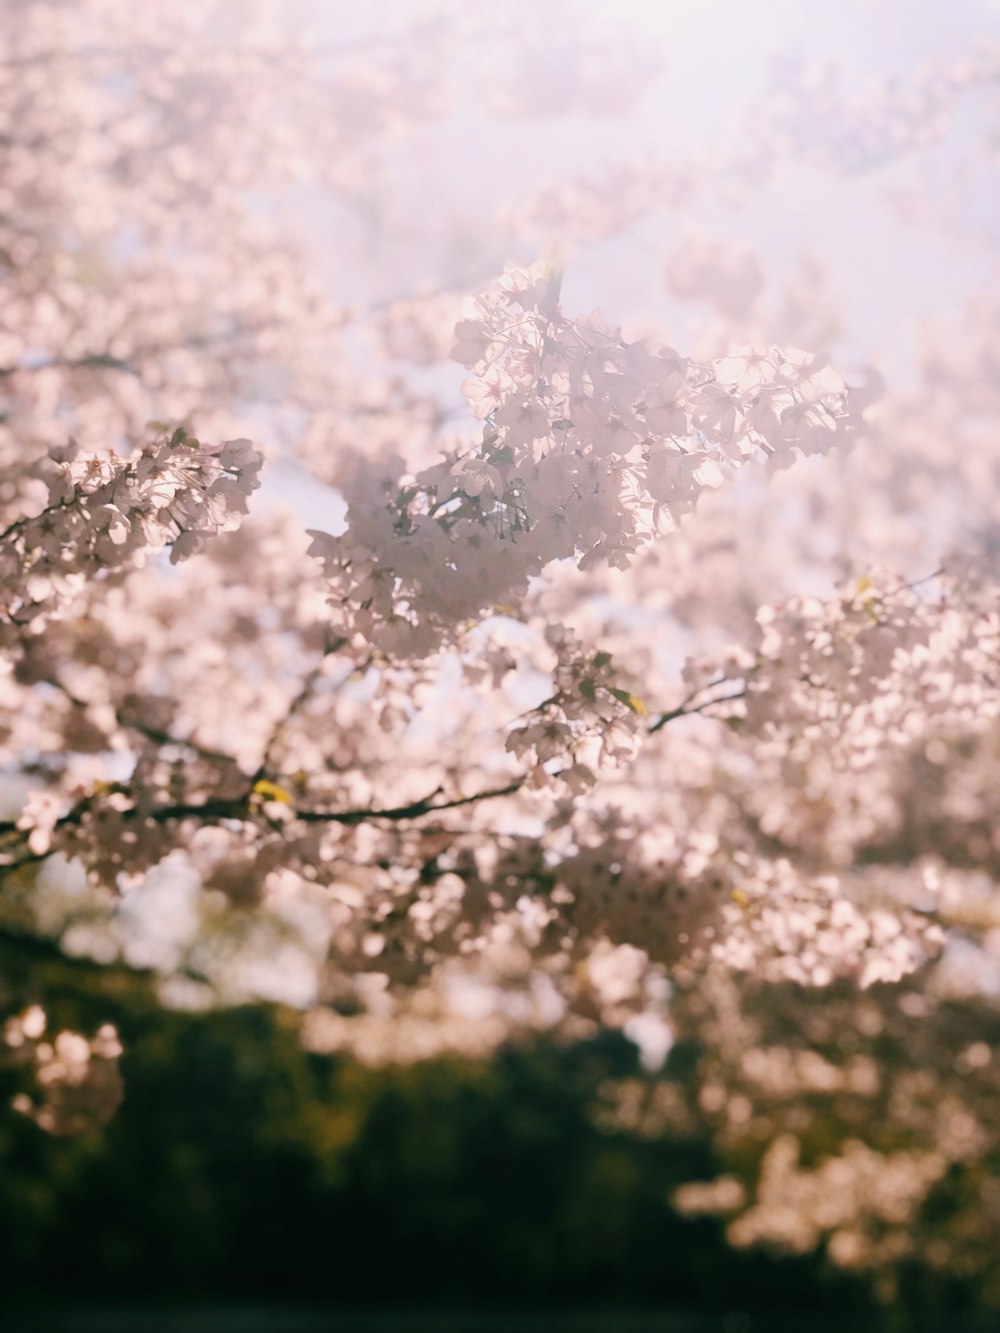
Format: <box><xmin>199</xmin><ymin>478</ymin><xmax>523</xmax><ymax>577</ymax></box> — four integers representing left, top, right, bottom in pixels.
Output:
<box><xmin>3</xmin><ymin>937</ymin><xmax>996</xmax><ymax>1331</ymax></box>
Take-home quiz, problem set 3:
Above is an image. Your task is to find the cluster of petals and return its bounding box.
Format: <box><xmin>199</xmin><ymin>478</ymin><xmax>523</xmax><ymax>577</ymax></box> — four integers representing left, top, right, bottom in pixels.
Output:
<box><xmin>1</xmin><ymin>432</ymin><xmax>261</xmax><ymax>648</ymax></box>
<box><xmin>308</xmin><ymin>263</ymin><xmax>863</xmax><ymax>657</ymax></box>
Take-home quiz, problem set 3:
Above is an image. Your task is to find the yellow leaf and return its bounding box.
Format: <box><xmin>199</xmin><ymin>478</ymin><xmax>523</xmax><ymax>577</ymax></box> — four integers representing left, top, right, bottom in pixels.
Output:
<box><xmin>610</xmin><ymin>687</ymin><xmax>646</xmax><ymax>715</ymax></box>
<box><xmin>252</xmin><ymin>779</ymin><xmax>293</xmax><ymax>805</ymax></box>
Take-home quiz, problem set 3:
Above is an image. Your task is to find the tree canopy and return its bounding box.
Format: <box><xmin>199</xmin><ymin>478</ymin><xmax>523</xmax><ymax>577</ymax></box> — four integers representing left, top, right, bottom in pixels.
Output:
<box><xmin>2</xmin><ymin>1</ymin><xmax>999</xmax><ymax>1314</ymax></box>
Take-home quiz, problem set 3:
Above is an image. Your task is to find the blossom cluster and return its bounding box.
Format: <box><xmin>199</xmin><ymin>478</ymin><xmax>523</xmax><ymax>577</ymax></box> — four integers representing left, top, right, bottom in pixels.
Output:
<box><xmin>1</xmin><ymin>1003</ymin><xmax>123</xmax><ymax>1136</ymax></box>
<box><xmin>309</xmin><ymin>263</ymin><xmax>864</xmax><ymax>656</ymax></box>
<box><xmin>0</xmin><ymin>432</ymin><xmax>261</xmax><ymax>649</ymax></box>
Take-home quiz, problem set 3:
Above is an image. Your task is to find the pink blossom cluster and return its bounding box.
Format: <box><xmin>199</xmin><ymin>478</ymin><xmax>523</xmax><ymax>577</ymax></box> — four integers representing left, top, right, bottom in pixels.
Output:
<box><xmin>1</xmin><ymin>432</ymin><xmax>261</xmax><ymax>649</ymax></box>
<box><xmin>308</xmin><ymin>263</ymin><xmax>862</xmax><ymax>656</ymax></box>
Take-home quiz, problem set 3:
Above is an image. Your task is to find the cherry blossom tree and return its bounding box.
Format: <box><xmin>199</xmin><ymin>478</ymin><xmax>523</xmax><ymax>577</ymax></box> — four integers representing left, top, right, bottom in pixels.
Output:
<box><xmin>2</xmin><ymin>0</ymin><xmax>1000</xmax><ymax>1303</ymax></box>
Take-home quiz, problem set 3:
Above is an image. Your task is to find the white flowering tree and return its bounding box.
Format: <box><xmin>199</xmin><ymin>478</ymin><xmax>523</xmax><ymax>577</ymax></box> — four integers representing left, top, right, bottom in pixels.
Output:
<box><xmin>2</xmin><ymin>0</ymin><xmax>999</xmax><ymax>1299</ymax></box>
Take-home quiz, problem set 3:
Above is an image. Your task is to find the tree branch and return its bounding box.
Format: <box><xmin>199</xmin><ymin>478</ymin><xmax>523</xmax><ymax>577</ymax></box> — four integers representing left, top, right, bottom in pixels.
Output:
<box><xmin>648</xmin><ymin>678</ymin><xmax>748</xmax><ymax>734</ymax></box>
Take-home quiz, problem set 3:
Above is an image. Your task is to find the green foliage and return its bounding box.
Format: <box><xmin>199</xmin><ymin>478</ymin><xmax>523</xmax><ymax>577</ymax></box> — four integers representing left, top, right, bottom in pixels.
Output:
<box><xmin>3</xmin><ymin>944</ymin><xmax>994</xmax><ymax>1329</ymax></box>
<box><xmin>1</xmin><ymin>946</ymin><xmax>874</xmax><ymax>1315</ymax></box>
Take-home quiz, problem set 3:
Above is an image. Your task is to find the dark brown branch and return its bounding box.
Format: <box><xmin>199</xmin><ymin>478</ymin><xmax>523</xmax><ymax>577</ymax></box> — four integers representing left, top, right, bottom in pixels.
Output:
<box><xmin>0</xmin><ymin>777</ymin><xmax>527</xmax><ymax>871</ymax></box>
<box><xmin>648</xmin><ymin>678</ymin><xmax>747</xmax><ymax>733</ymax></box>
<box><xmin>1</xmin><ymin>664</ymin><xmax>754</xmax><ymax>871</ymax></box>
<box><xmin>294</xmin><ymin>779</ymin><xmax>525</xmax><ymax>824</ymax></box>
<box><xmin>252</xmin><ymin>635</ymin><xmax>350</xmax><ymax>785</ymax></box>
<box><xmin>32</xmin><ymin>671</ymin><xmax>245</xmax><ymax>773</ymax></box>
